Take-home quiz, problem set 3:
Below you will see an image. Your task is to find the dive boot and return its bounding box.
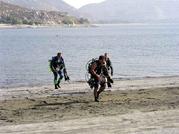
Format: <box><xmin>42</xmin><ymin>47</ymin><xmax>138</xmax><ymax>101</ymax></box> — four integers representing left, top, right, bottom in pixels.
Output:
<box><xmin>57</xmin><ymin>83</ymin><xmax>61</xmax><ymax>88</ymax></box>
<box><xmin>57</xmin><ymin>79</ymin><xmax>61</xmax><ymax>88</ymax></box>
<box><xmin>107</xmin><ymin>82</ymin><xmax>112</xmax><ymax>88</ymax></box>
<box><xmin>95</xmin><ymin>97</ymin><xmax>99</xmax><ymax>102</ymax></box>
<box><xmin>55</xmin><ymin>84</ymin><xmax>58</xmax><ymax>89</ymax></box>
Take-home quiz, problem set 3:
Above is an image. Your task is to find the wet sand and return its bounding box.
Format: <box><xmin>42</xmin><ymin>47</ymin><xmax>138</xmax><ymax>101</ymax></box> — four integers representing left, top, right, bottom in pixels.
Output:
<box><xmin>0</xmin><ymin>76</ymin><xmax>179</xmax><ymax>133</ymax></box>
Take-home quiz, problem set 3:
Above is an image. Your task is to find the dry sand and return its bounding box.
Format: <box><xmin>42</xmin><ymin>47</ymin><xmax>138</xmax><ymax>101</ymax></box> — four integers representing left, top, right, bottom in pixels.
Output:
<box><xmin>0</xmin><ymin>76</ymin><xmax>179</xmax><ymax>133</ymax></box>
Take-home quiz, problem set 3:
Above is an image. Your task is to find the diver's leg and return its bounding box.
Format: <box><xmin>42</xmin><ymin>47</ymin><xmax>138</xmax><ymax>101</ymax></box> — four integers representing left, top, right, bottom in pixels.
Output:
<box><xmin>94</xmin><ymin>88</ymin><xmax>99</xmax><ymax>102</ymax></box>
<box><xmin>57</xmin><ymin>70</ymin><xmax>63</xmax><ymax>88</ymax></box>
<box><xmin>53</xmin><ymin>71</ymin><xmax>58</xmax><ymax>89</ymax></box>
<box><xmin>97</xmin><ymin>83</ymin><xmax>106</xmax><ymax>99</ymax></box>
<box><xmin>93</xmin><ymin>80</ymin><xmax>99</xmax><ymax>102</ymax></box>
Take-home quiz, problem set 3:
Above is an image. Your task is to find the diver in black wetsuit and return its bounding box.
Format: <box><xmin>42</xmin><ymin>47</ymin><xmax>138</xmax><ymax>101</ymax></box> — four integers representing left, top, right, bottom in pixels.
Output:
<box><xmin>89</xmin><ymin>55</ymin><xmax>113</xmax><ymax>102</ymax></box>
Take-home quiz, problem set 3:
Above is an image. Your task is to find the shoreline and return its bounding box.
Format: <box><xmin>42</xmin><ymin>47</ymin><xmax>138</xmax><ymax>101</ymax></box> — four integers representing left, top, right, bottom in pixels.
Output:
<box><xmin>0</xmin><ymin>75</ymin><xmax>179</xmax><ymax>101</ymax></box>
<box><xmin>0</xmin><ymin>24</ymin><xmax>94</xmax><ymax>29</ymax></box>
<box><xmin>2</xmin><ymin>22</ymin><xmax>179</xmax><ymax>29</ymax></box>
<box><xmin>1</xmin><ymin>75</ymin><xmax>179</xmax><ymax>90</ymax></box>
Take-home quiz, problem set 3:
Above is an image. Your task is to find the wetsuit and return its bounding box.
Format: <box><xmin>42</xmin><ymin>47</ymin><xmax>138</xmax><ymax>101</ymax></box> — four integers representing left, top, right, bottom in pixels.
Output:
<box><xmin>50</xmin><ymin>56</ymin><xmax>65</xmax><ymax>87</ymax></box>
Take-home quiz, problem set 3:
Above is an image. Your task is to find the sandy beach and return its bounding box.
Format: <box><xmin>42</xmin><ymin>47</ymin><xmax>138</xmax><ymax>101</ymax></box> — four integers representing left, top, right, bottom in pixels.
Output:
<box><xmin>0</xmin><ymin>76</ymin><xmax>179</xmax><ymax>133</ymax></box>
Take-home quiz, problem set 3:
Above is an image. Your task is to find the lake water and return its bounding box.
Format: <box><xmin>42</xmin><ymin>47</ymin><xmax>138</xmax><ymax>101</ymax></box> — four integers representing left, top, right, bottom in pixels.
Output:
<box><xmin>0</xmin><ymin>24</ymin><xmax>179</xmax><ymax>88</ymax></box>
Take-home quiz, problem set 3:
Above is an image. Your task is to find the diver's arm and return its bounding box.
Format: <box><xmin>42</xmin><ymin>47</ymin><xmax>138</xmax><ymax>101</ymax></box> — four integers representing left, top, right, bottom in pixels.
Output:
<box><xmin>110</xmin><ymin>65</ymin><xmax>113</xmax><ymax>76</ymax></box>
<box><xmin>51</xmin><ymin>66</ymin><xmax>56</xmax><ymax>72</ymax></box>
<box><xmin>50</xmin><ymin>58</ymin><xmax>57</xmax><ymax>72</ymax></box>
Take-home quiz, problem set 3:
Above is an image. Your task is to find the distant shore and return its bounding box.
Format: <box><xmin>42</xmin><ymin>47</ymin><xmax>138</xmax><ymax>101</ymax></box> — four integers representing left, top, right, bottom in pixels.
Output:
<box><xmin>0</xmin><ymin>24</ymin><xmax>43</xmax><ymax>29</ymax></box>
<box><xmin>1</xmin><ymin>23</ymin><xmax>178</xmax><ymax>29</ymax></box>
<box><xmin>0</xmin><ymin>23</ymin><xmax>178</xmax><ymax>29</ymax></box>
<box><xmin>0</xmin><ymin>23</ymin><xmax>94</xmax><ymax>29</ymax></box>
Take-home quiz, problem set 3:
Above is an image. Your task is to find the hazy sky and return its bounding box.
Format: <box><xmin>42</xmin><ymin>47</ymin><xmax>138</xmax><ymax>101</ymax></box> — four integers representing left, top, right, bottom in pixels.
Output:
<box><xmin>64</xmin><ymin>0</ymin><xmax>105</xmax><ymax>8</ymax></box>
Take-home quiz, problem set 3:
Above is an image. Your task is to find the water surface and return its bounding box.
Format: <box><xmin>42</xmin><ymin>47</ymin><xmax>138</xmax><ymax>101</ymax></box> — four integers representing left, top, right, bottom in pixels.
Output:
<box><xmin>0</xmin><ymin>24</ymin><xmax>179</xmax><ymax>88</ymax></box>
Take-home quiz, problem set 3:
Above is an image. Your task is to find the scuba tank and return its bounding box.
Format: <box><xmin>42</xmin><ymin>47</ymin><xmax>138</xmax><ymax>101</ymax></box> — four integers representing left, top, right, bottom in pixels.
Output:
<box><xmin>86</xmin><ymin>58</ymin><xmax>98</xmax><ymax>73</ymax></box>
<box><xmin>85</xmin><ymin>58</ymin><xmax>98</xmax><ymax>89</ymax></box>
<box><xmin>48</xmin><ymin>59</ymin><xmax>53</xmax><ymax>72</ymax></box>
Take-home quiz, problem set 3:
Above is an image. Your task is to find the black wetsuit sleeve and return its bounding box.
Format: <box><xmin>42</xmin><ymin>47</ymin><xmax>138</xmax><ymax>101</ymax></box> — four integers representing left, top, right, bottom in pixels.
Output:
<box><xmin>50</xmin><ymin>57</ymin><xmax>57</xmax><ymax>70</ymax></box>
<box><xmin>61</xmin><ymin>58</ymin><xmax>65</xmax><ymax>68</ymax></box>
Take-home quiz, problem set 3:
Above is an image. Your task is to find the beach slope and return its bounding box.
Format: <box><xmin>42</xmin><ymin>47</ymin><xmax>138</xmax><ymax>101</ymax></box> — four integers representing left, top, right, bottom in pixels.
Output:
<box><xmin>0</xmin><ymin>76</ymin><xmax>179</xmax><ymax>133</ymax></box>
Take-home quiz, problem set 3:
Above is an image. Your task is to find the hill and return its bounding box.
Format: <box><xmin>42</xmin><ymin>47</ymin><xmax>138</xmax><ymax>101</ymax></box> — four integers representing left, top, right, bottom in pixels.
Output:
<box><xmin>0</xmin><ymin>1</ymin><xmax>89</xmax><ymax>25</ymax></box>
<box><xmin>0</xmin><ymin>0</ymin><xmax>79</xmax><ymax>17</ymax></box>
<box><xmin>79</xmin><ymin>0</ymin><xmax>179</xmax><ymax>23</ymax></box>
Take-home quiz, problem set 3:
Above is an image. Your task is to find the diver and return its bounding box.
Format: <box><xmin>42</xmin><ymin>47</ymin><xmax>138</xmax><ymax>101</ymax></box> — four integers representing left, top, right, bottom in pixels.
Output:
<box><xmin>88</xmin><ymin>55</ymin><xmax>113</xmax><ymax>102</ymax></box>
<box><xmin>50</xmin><ymin>52</ymin><xmax>69</xmax><ymax>89</ymax></box>
<box><xmin>104</xmin><ymin>53</ymin><xmax>114</xmax><ymax>88</ymax></box>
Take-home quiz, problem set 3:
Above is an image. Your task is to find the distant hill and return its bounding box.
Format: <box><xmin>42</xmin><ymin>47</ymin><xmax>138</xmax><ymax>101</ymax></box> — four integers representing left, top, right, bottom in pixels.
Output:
<box><xmin>0</xmin><ymin>0</ymin><xmax>79</xmax><ymax>17</ymax></box>
<box><xmin>79</xmin><ymin>0</ymin><xmax>179</xmax><ymax>23</ymax></box>
<box><xmin>0</xmin><ymin>1</ymin><xmax>89</xmax><ymax>25</ymax></box>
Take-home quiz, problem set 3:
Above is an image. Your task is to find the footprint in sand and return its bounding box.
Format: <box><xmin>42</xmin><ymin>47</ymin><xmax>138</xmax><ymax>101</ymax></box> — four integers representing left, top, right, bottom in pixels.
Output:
<box><xmin>25</xmin><ymin>97</ymin><xmax>36</xmax><ymax>101</ymax></box>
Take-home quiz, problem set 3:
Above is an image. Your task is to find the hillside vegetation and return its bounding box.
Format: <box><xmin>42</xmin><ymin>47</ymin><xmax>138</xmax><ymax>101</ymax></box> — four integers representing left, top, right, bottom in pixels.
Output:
<box><xmin>0</xmin><ymin>2</ymin><xmax>89</xmax><ymax>25</ymax></box>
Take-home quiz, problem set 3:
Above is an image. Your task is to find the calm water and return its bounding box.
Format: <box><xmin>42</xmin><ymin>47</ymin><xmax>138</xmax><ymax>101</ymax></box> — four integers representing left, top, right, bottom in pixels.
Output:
<box><xmin>0</xmin><ymin>24</ymin><xmax>179</xmax><ymax>88</ymax></box>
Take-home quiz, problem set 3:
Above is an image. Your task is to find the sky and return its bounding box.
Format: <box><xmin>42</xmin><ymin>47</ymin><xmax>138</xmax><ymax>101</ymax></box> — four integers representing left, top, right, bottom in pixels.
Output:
<box><xmin>63</xmin><ymin>0</ymin><xmax>105</xmax><ymax>8</ymax></box>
